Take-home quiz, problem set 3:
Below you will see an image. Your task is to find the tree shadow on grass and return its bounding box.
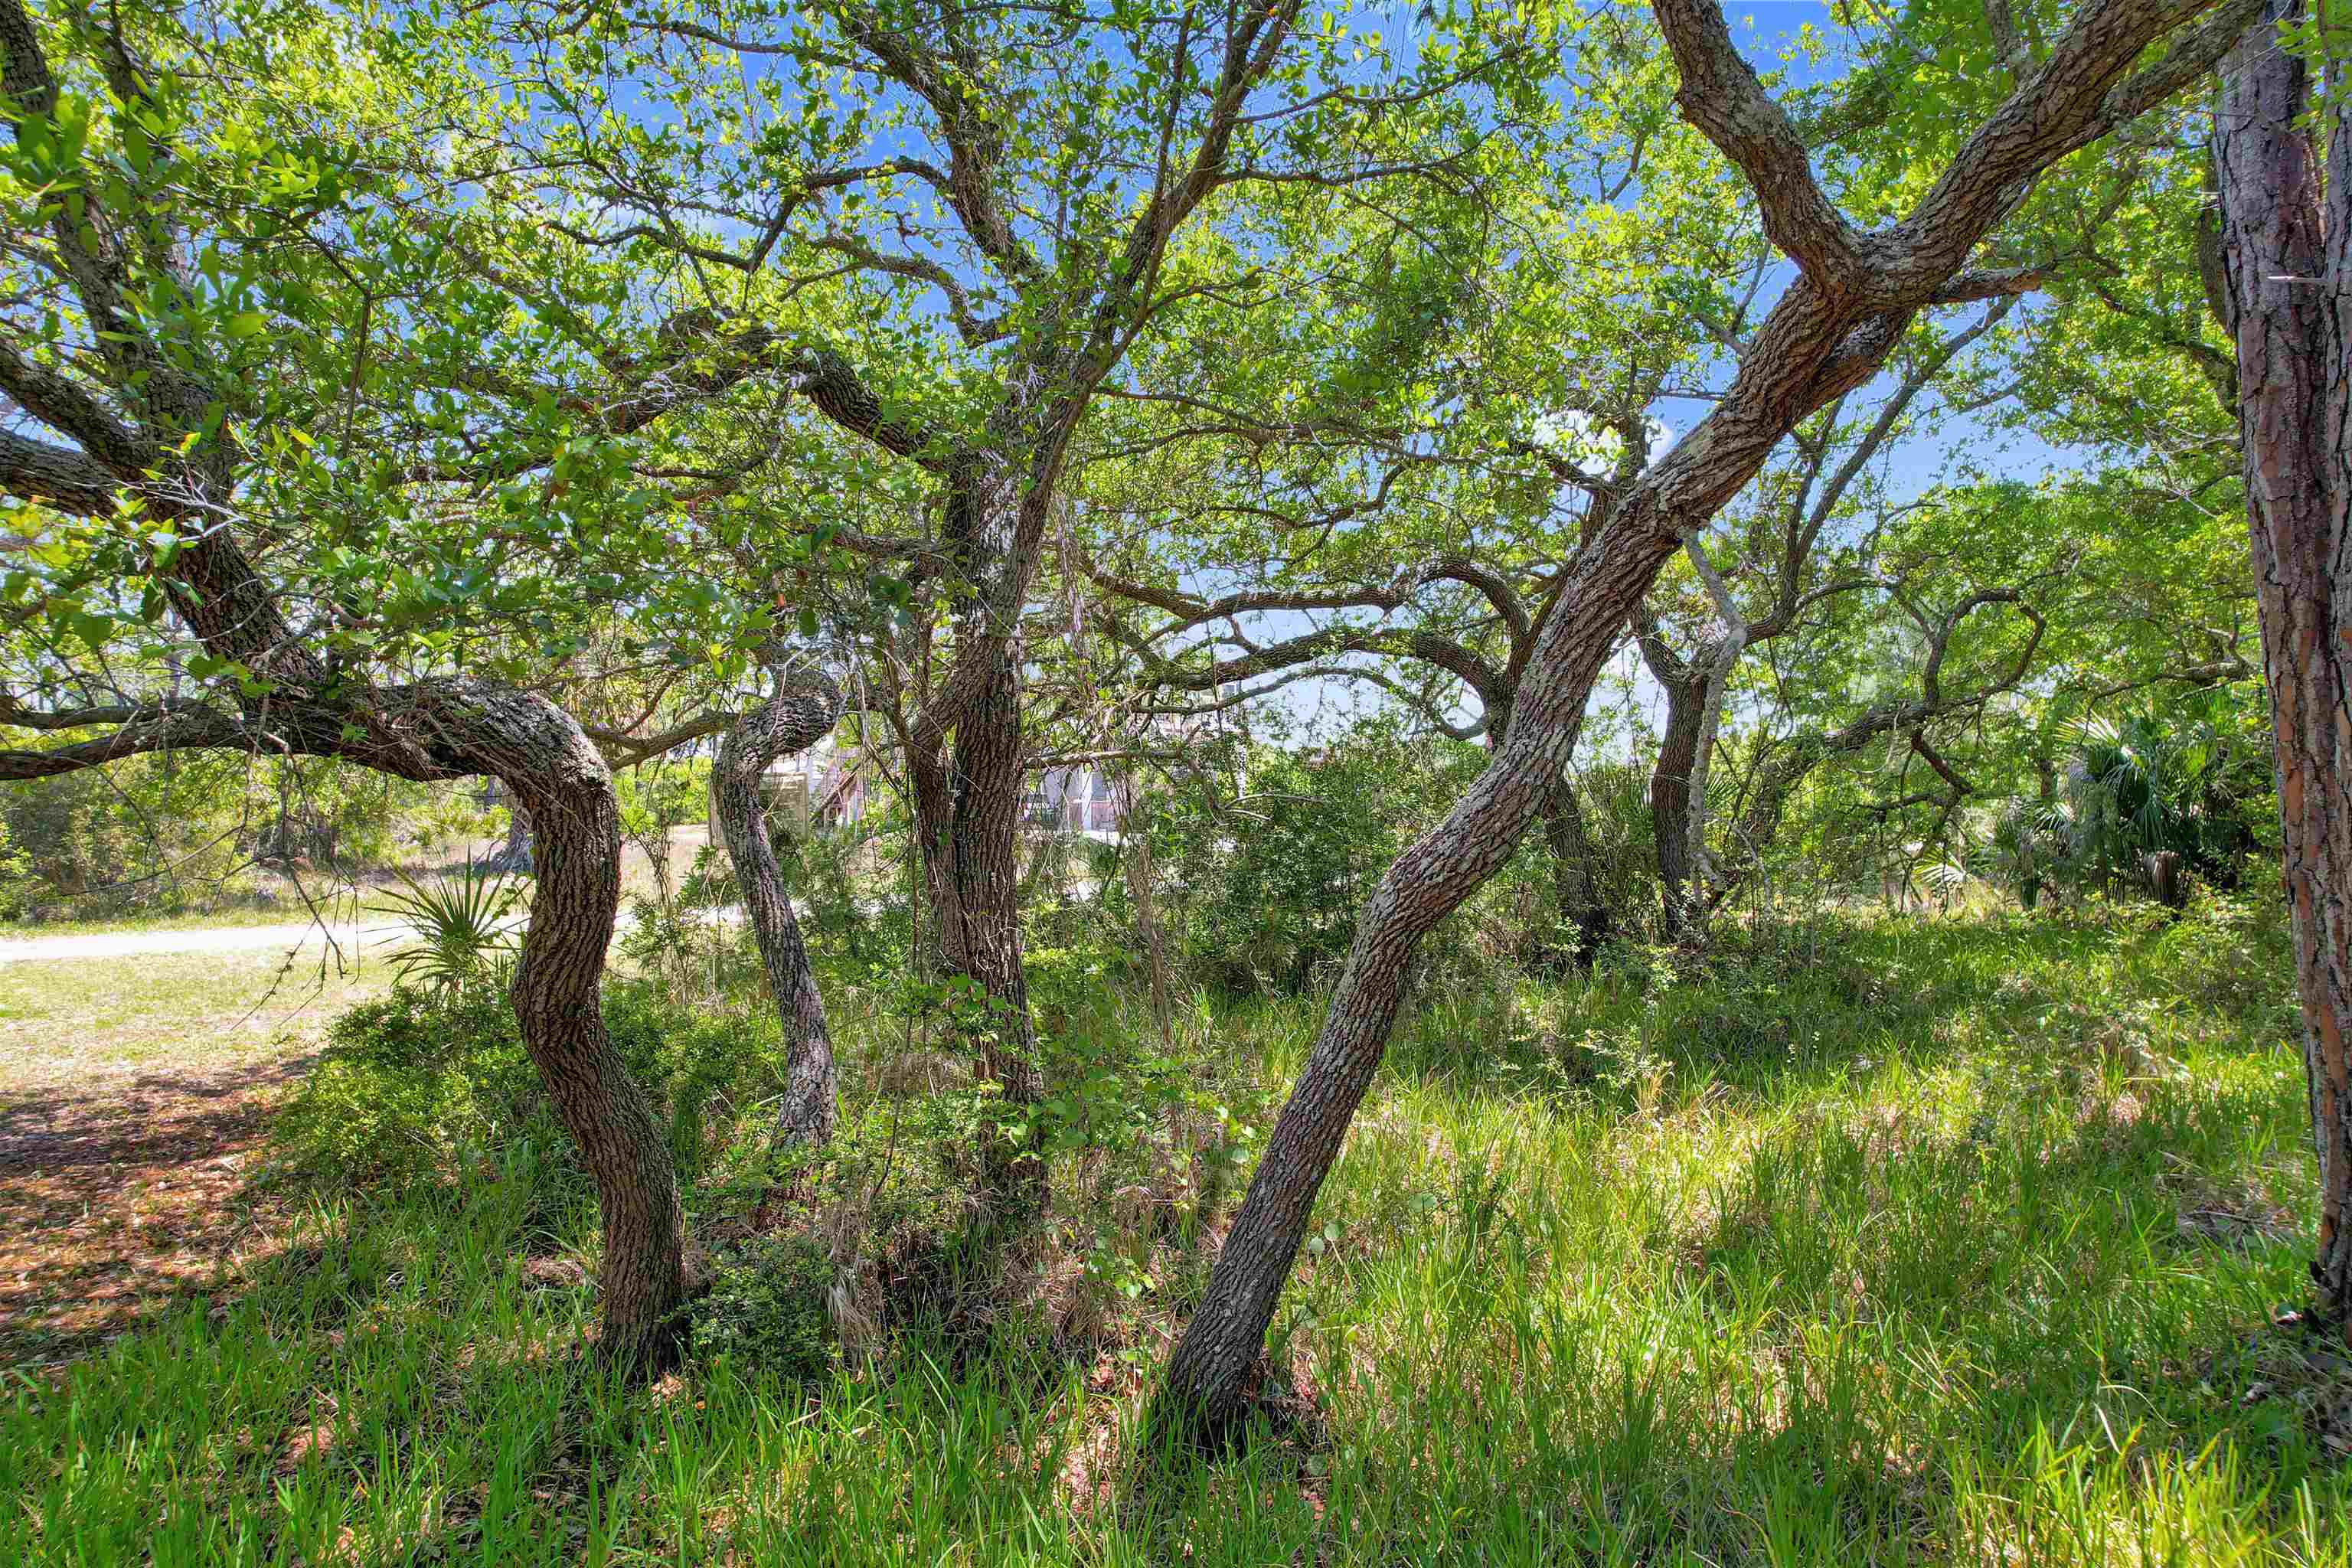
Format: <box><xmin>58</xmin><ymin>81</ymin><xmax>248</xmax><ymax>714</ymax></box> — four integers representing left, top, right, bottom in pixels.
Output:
<box><xmin>0</xmin><ymin>1053</ymin><xmax>317</xmax><ymax>1367</ymax></box>
<box><xmin>1380</xmin><ymin>912</ymin><xmax>2293</xmax><ymax>1116</ymax></box>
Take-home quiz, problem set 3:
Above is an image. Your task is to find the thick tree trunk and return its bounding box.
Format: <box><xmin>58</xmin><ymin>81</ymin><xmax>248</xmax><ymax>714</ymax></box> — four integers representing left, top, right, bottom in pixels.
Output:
<box><xmin>714</xmin><ymin>667</ymin><xmax>845</xmax><ymax>1147</ymax></box>
<box><xmin>920</xmin><ymin>655</ymin><xmax>1046</xmax><ymax>1228</ymax></box>
<box><xmin>881</xmin><ymin>447</ymin><xmax>1057</xmax><ymax>1233</ymax></box>
<box><xmin>2214</xmin><ymin>2</ymin><xmax>2352</xmax><ymax>1339</ymax></box>
<box><xmin>443</xmin><ymin>685</ymin><xmax>688</xmax><ymax>1369</ymax></box>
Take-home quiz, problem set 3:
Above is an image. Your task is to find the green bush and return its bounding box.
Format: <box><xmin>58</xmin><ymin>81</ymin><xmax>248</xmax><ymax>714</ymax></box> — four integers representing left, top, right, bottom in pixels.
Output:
<box><xmin>1146</xmin><ymin>714</ymin><xmax>1493</xmax><ymax>992</ymax></box>
<box><xmin>687</xmin><ymin>1232</ymin><xmax>838</xmax><ymax>1381</ymax></box>
<box><xmin>2143</xmin><ymin>882</ymin><xmax>2298</xmax><ymax>1021</ymax></box>
<box><xmin>270</xmin><ymin>988</ymin><xmax>544</xmax><ymax>1193</ymax></box>
<box><xmin>270</xmin><ymin>980</ymin><xmax>787</xmax><ymax>1194</ymax></box>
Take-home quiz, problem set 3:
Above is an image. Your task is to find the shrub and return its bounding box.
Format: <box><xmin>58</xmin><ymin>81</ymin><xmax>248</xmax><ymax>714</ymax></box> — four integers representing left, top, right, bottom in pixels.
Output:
<box><xmin>688</xmin><ymin>1232</ymin><xmax>838</xmax><ymax>1381</ymax></box>
<box><xmin>1148</xmin><ymin>714</ymin><xmax>1488</xmax><ymax>992</ymax></box>
<box><xmin>2144</xmin><ymin>883</ymin><xmax>2298</xmax><ymax>1021</ymax></box>
<box><xmin>269</xmin><ymin>988</ymin><xmax>544</xmax><ymax>1194</ymax></box>
<box><xmin>374</xmin><ymin>860</ymin><xmax>527</xmax><ymax>995</ymax></box>
<box><xmin>270</xmin><ymin>981</ymin><xmax>787</xmax><ymax>1194</ymax></box>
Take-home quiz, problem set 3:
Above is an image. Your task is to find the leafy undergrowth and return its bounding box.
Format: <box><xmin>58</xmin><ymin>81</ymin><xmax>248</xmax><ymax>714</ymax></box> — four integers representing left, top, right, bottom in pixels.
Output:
<box><xmin>6</xmin><ymin>902</ymin><xmax>2350</xmax><ymax>1564</ymax></box>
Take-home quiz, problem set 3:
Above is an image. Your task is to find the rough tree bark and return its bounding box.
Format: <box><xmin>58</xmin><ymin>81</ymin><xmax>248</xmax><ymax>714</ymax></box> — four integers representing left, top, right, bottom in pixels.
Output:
<box><xmin>0</xmin><ymin>668</ymin><xmax>691</xmax><ymax>1366</ymax></box>
<box><xmin>1155</xmin><ymin>0</ymin><xmax>2253</xmax><ymax>1440</ymax></box>
<box><xmin>0</xmin><ymin>0</ymin><xmax>685</xmax><ymax>1370</ymax></box>
<box><xmin>2213</xmin><ymin>0</ymin><xmax>2352</xmax><ymax>1338</ymax></box>
<box><xmin>714</xmin><ymin>663</ymin><xmax>848</xmax><ymax>1147</ymax></box>
<box><xmin>897</xmin><ymin>456</ymin><xmax>1057</xmax><ymax>1232</ymax></box>
<box><xmin>441</xmin><ymin>686</ymin><xmax>686</xmax><ymax>1368</ymax></box>
<box><xmin>1642</xmin><ymin>646</ymin><xmax>1715</xmax><ymax>933</ymax></box>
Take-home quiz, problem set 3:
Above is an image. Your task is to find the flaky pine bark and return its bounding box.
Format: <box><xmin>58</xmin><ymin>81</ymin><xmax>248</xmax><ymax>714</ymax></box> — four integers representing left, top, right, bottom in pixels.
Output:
<box><xmin>2213</xmin><ymin>0</ymin><xmax>2352</xmax><ymax>1337</ymax></box>
<box><xmin>1156</xmin><ymin>0</ymin><xmax>2253</xmax><ymax>1439</ymax></box>
<box><xmin>714</xmin><ymin>665</ymin><xmax>847</xmax><ymax>1147</ymax></box>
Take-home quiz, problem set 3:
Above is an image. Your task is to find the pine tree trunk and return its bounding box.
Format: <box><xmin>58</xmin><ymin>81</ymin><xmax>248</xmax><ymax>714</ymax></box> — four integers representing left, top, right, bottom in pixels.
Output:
<box><xmin>2213</xmin><ymin>0</ymin><xmax>2352</xmax><ymax>1339</ymax></box>
<box><xmin>714</xmin><ymin>668</ymin><xmax>845</xmax><ymax>1147</ymax></box>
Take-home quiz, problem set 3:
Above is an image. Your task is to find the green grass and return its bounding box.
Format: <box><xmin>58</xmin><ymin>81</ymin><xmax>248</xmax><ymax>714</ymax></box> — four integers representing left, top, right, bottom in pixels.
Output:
<box><xmin>5</xmin><ymin>905</ymin><xmax>2347</xmax><ymax>1564</ymax></box>
<box><xmin>0</xmin><ymin>949</ymin><xmax>390</xmax><ymax>1097</ymax></box>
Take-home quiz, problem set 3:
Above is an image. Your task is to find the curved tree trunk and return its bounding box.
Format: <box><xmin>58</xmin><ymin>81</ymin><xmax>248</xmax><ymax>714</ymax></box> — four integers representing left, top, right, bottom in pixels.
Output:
<box><xmin>433</xmin><ymin>684</ymin><xmax>688</xmax><ymax>1370</ymax></box>
<box><xmin>714</xmin><ymin>666</ymin><xmax>846</xmax><ymax>1147</ymax></box>
<box><xmin>1153</xmin><ymin>0</ymin><xmax>2214</xmax><ymax>1439</ymax></box>
<box><xmin>2214</xmin><ymin>0</ymin><xmax>2352</xmax><ymax>1340</ymax></box>
<box><xmin>0</xmin><ymin>0</ymin><xmax>687</xmax><ymax>1373</ymax></box>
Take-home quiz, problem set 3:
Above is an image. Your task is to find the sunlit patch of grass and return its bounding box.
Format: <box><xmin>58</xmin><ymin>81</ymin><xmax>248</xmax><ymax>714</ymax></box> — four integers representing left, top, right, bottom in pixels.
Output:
<box><xmin>5</xmin><ymin>906</ymin><xmax>2348</xmax><ymax>1563</ymax></box>
<box><xmin>0</xmin><ymin>950</ymin><xmax>389</xmax><ymax>1090</ymax></box>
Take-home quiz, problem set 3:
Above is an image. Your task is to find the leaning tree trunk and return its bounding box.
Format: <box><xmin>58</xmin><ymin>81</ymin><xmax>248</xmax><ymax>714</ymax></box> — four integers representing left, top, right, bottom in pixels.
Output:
<box><xmin>1152</xmin><ymin>0</ymin><xmax>2213</xmax><ymax>1431</ymax></box>
<box><xmin>1155</xmin><ymin>516</ymin><xmax>1683</xmax><ymax>1439</ymax></box>
<box><xmin>714</xmin><ymin>666</ymin><xmax>847</xmax><ymax>1148</ymax></box>
<box><xmin>2214</xmin><ymin>0</ymin><xmax>2352</xmax><ymax>1340</ymax></box>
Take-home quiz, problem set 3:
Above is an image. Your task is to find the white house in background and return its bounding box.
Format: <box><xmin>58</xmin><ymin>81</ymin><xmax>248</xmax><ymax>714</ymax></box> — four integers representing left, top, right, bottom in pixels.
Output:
<box><xmin>760</xmin><ymin>707</ymin><xmax>1225</xmax><ymax>835</ymax></box>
